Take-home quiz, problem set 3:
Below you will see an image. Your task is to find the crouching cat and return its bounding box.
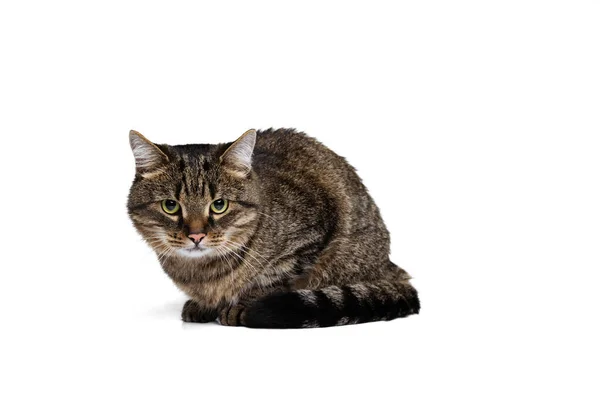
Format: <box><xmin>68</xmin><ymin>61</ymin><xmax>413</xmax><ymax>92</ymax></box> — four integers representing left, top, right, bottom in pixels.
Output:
<box><xmin>127</xmin><ymin>128</ymin><xmax>420</xmax><ymax>328</ymax></box>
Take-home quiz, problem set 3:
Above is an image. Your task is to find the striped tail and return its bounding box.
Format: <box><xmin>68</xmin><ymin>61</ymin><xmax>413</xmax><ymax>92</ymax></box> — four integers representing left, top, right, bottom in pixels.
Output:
<box><xmin>243</xmin><ymin>279</ymin><xmax>420</xmax><ymax>329</ymax></box>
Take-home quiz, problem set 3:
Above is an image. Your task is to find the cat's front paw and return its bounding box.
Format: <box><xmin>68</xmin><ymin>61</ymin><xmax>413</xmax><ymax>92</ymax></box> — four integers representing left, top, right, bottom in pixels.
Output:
<box><xmin>181</xmin><ymin>300</ymin><xmax>217</xmax><ymax>323</ymax></box>
<box><xmin>218</xmin><ymin>303</ymin><xmax>247</xmax><ymax>326</ymax></box>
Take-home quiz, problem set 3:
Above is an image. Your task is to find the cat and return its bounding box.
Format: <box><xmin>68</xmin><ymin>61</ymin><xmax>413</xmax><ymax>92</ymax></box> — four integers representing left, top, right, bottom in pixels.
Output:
<box><xmin>127</xmin><ymin>128</ymin><xmax>420</xmax><ymax>328</ymax></box>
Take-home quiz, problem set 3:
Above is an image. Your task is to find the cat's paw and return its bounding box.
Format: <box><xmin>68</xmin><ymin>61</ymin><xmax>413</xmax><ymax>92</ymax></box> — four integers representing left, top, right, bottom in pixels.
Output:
<box><xmin>218</xmin><ymin>303</ymin><xmax>247</xmax><ymax>326</ymax></box>
<box><xmin>181</xmin><ymin>300</ymin><xmax>217</xmax><ymax>323</ymax></box>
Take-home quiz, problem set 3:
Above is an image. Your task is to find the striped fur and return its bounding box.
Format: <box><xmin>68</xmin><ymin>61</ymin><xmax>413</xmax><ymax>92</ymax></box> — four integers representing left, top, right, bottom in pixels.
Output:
<box><xmin>244</xmin><ymin>279</ymin><xmax>420</xmax><ymax>329</ymax></box>
<box><xmin>128</xmin><ymin>128</ymin><xmax>420</xmax><ymax>328</ymax></box>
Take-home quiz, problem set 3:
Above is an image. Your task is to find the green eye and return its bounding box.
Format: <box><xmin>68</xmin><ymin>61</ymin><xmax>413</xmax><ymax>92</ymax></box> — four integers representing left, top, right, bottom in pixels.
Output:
<box><xmin>161</xmin><ymin>199</ymin><xmax>180</xmax><ymax>214</ymax></box>
<box><xmin>210</xmin><ymin>199</ymin><xmax>229</xmax><ymax>214</ymax></box>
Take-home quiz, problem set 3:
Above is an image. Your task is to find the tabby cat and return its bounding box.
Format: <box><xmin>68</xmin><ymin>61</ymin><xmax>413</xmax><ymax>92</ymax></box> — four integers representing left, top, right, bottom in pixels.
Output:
<box><xmin>127</xmin><ymin>128</ymin><xmax>420</xmax><ymax>328</ymax></box>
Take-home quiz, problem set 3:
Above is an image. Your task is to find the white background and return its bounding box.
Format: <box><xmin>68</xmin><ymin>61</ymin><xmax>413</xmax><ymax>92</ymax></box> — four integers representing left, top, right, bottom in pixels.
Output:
<box><xmin>1</xmin><ymin>1</ymin><xmax>599</xmax><ymax>399</ymax></box>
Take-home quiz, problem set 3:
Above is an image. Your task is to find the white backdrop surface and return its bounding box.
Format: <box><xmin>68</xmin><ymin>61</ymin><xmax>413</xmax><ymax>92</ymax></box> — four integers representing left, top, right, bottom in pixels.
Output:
<box><xmin>0</xmin><ymin>1</ymin><xmax>598</xmax><ymax>399</ymax></box>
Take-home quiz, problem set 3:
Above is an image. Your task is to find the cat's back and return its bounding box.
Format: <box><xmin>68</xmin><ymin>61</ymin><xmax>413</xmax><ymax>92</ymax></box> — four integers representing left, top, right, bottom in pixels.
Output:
<box><xmin>253</xmin><ymin>128</ymin><xmax>355</xmax><ymax>178</ymax></box>
<box><xmin>253</xmin><ymin>128</ymin><xmax>382</xmax><ymax>234</ymax></box>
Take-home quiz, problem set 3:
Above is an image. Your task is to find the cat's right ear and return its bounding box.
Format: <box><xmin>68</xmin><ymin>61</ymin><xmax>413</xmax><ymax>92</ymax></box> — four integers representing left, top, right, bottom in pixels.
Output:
<box><xmin>129</xmin><ymin>130</ymin><xmax>169</xmax><ymax>175</ymax></box>
<box><xmin>220</xmin><ymin>129</ymin><xmax>257</xmax><ymax>177</ymax></box>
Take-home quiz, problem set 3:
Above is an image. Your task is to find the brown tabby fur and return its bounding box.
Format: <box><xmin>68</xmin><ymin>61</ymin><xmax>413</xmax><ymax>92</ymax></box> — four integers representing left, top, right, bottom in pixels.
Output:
<box><xmin>127</xmin><ymin>128</ymin><xmax>420</xmax><ymax>328</ymax></box>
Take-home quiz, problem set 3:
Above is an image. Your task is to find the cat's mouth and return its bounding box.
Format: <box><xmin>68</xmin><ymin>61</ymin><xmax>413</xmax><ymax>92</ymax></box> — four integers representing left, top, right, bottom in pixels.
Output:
<box><xmin>177</xmin><ymin>245</ymin><xmax>212</xmax><ymax>258</ymax></box>
<box><xmin>185</xmin><ymin>246</ymin><xmax>207</xmax><ymax>253</ymax></box>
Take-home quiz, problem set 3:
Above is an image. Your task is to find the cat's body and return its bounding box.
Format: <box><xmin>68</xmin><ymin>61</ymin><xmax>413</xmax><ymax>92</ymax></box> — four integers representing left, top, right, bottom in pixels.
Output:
<box><xmin>128</xmin><ymin>128</ymin><xmax>419</xmax><ymax>328</ymax></box>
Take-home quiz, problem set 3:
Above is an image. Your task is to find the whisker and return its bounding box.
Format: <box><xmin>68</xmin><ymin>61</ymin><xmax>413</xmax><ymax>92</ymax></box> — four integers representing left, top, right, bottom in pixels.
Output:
<box><xmin>222</xmin><ymin>241</ymin><xmax>261</xmax><ymax>265</ymax></box>
<box><xmin>220</xmin><ymin>242</ymin><xmax>261</xmax><ymax>277</ymax></box>
<box><xmin>216</xmin><ymin>247</ymin><xmax>236</xmax><ymax>293</ymax></box>
<box><xmin>225</xmin><ymin>239</ymin><xmax>271</xmax><ymax>266</ymax></box>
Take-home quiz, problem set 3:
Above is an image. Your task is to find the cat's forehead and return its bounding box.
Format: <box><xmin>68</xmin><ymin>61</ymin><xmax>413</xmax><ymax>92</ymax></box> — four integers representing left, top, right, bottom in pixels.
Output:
<box><xmin>166</xmin><ymin>143</ymin><xmax>222</xmax><ymax>160</ymax></box>
<box><xmin>162</xmin><ymin>143</ymin><xmax>244</xmax><ymax>193</ymax></box>
<box><xmin>163</xmin><ymin>143</ymin><xmax>224</xmax><ymax>172</ymax></box>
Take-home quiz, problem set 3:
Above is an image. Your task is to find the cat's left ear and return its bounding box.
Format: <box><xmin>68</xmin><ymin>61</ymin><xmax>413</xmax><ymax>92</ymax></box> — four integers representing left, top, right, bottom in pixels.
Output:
<box><xmin>220</xmin><ymin>129</ymin><xmax>257</xmax><ymax>177</ymax></box>
<box><xmin>129</xmin><ymin>130</ymin><xmax>169</xmax><ymax>175</ymax></box>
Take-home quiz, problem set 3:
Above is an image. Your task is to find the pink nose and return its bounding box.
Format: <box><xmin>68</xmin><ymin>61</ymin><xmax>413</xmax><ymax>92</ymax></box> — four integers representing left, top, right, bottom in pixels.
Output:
<box><xmin>188</xmin><ymin>233</ymin><xmax>206</xmax><ymax>244</ymax></box>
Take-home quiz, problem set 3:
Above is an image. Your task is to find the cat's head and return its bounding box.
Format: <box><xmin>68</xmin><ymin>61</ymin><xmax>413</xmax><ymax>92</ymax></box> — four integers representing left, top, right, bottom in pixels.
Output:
<box><xmin>127</xmin><ymin>129</ymin><xmax>261</xmax><ymax>261</ymax></box>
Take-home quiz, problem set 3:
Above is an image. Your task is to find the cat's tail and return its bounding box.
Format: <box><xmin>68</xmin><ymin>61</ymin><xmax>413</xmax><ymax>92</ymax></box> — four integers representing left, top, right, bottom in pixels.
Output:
<box><xmin>242</xmin><ymin>273</ymin><xmax>420</xmax><ymax>329</ymax></box>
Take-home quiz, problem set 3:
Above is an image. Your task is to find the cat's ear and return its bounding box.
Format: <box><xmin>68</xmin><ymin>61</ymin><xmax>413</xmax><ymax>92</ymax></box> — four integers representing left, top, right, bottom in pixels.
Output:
<box><xmin>129</xmin><ymin>130</ymin><xmax>169</xmax><ymax>175</ymax></box>
<box><xmin>220</xmin><ymin>129</ymin><xmax>257</xmax><ymax>177</ymax></box>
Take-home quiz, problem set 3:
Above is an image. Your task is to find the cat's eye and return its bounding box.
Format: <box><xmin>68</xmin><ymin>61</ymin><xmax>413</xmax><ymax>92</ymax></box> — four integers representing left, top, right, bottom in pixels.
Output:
<box><xmin>210</xmin><ymin>199</ymin><xmax>229</xmax><ymax>214</ymax></box>
<box><xmin>161</xmin><ymin>199</ymin><xmax>180</xmax><ymax>215</ymax></box>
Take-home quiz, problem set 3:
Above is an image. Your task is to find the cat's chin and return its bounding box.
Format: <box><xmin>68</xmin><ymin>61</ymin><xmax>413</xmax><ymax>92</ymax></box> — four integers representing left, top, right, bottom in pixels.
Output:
<box><xmin>177</xmin><ymin>247</ymin><xmax>213</xmax><ymax>259</ymax></box>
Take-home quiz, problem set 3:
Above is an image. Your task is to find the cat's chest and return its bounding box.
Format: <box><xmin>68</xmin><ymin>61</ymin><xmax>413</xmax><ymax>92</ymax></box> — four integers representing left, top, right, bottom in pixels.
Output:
<box><xmin>164</xmin><ymin>255</ymin><xmax>269</xmax><ymax>309</ymax></box>
<box><xmin>175</xmin><ymin>279</ymin><xmax>239</xmax><ymax>309</ymax></box>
